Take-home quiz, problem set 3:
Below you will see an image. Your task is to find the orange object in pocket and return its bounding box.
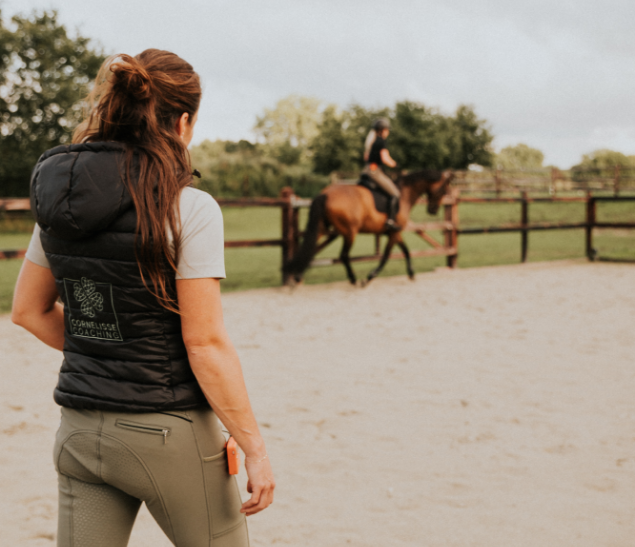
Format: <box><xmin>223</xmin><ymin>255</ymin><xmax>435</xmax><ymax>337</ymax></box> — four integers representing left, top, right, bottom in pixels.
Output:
<box><xmin>225</xmin><ymin>436</ymin><xmax>240</xmax><ymax>475</ymax></box>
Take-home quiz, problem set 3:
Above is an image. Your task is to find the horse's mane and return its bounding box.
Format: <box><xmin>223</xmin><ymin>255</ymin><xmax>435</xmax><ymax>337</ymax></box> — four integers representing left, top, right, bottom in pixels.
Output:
<box><xmin>399</xmin><ymin>169</ymin><xmax>445</xmax><ymax>187</ymax></box>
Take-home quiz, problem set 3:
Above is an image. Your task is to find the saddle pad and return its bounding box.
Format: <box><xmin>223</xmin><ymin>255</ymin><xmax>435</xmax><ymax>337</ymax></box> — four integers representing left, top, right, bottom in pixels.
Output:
<box><xmin>357</xmin><ymin>176</ymin><xmax>400</xmax><ymax>216</ymax></box>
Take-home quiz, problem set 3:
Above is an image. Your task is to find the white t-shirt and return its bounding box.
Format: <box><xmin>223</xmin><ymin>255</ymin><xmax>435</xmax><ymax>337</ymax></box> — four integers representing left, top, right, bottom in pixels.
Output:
<box><xmin>26</xmin><ymin>186</ymin><xmax>226</xmax><ymax>279</ymax></box>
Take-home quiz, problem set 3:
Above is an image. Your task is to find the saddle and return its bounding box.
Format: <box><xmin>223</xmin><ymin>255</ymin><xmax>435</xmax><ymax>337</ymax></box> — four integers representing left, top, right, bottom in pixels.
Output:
<box><xmin>357</xmin><ymin>174</ymin><xmax>400</xmax><ymax>216</ymax></box>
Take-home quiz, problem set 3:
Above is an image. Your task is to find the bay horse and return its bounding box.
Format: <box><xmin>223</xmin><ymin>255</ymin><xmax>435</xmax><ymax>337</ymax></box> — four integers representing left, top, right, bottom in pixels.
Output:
<box><xmin>284</xmin><ymin>169</ymin><xmax>454</xmax><ymax>285</ymax></box>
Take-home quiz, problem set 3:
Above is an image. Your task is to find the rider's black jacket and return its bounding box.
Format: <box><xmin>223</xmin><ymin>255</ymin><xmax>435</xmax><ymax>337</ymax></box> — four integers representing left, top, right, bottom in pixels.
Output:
<box><xmin>30</xmin><ymin>142</ymin><xmax>207</xmax><ymax>412</ymax></box>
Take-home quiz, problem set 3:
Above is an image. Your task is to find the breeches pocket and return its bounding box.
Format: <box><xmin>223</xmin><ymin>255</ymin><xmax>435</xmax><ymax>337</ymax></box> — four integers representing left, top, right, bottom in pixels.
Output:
<box><xmin>115</xmin><ymin>419</ymin><xmax>170</xmax><ymax>444</ymax></box>
<box><xmin>202</xmin><ymin>449</ymin><xmax>245</xmax><ymax>538</ymax></box>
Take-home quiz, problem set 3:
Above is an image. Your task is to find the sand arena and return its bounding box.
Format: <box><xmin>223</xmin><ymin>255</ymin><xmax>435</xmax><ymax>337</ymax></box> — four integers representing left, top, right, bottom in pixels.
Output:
<box><xmin>1</xmin><ymin>260</ymin><xmax>634</xmax><ymax>546</ymax></box>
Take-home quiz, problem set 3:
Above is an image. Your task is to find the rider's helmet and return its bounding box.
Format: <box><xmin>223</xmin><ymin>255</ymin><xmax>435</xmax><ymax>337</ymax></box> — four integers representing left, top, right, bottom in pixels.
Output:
<box><xmin>372</xmin><ymin>117</ymin><xmax>391</xmax><ymax>131</ymax></box>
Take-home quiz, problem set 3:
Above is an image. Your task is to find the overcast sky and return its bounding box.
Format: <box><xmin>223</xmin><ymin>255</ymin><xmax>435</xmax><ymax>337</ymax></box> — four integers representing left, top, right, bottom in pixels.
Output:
<box><xmin>3</xmin><ymin>0</ymin><xmax>634</xmax><ymax>167</ymax></box>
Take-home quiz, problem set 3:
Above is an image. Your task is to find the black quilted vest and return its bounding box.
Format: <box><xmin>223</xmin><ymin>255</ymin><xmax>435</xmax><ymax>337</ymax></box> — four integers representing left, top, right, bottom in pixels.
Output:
<box><xmin>30</xmin><ymin>142</ymin><xmax>207</xmax><ymax>412</ymax></box>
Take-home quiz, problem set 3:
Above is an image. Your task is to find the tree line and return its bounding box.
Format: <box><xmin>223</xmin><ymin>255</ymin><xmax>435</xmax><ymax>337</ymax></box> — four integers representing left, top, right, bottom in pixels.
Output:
<box><xmin>192</xmin><ymin>95</ymin><xmax>495</xmax><ymax>197</ymax></box>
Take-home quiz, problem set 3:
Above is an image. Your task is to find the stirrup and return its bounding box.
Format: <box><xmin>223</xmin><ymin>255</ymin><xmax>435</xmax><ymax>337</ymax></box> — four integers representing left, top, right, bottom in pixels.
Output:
<box><xmin>384</xmin><ymin>219</ymin><xmax>401</xmax><ymax>233</ymax></box>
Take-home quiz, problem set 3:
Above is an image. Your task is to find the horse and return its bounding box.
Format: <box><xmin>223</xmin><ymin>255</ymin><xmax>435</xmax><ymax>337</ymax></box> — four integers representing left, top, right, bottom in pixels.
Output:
<box><xmin>284</xmin><ymin>169</ymin><xmax>454</xmax><ymax>285</ymax></box>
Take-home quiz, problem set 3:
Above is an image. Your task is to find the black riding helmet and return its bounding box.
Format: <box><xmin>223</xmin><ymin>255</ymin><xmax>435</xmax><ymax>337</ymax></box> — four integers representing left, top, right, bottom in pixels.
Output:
<box><xmin>372</xmin><ymin>117</ymin><xmax>391</xmax><ymax>131</ymax></box>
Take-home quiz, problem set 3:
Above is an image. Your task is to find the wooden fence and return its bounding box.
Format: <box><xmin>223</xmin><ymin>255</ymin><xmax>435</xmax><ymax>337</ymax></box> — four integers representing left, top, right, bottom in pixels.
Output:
<box><xmin>442</xmin><ymin>166</ymin><xmax>635</xmax><ymax>196</ymax></box>
<box><xmin>332</xmin><ymin>167</ymin><xmax>635</xmax><ymax>197</ymax></box>
<box><xmin>456</xmin><ymin>194</ymin><xmax>635</xmax><ymax>263</ymax></box>
<box><xmin>1</xmin><ymin>191</ymin><xmax>634</xmax><ymax>283</ymax></box>
<box><xmin>0</xmin><ymin>198</ymin><xmax>30</xmax><ymax>259</ymax></box>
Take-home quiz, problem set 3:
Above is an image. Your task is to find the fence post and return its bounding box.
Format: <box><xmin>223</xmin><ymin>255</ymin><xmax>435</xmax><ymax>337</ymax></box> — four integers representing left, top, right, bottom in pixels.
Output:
<box><xmin>445</xmin><ymin>188</ymin><xmax>459</xmax><ymax>268</ymax></box>
<box><xmin>495</xmin><ymin>169</ymin><xmax>501</xmax><ymax>197</ymax></box>
<box><xmin>550</xmin><ymin>167</ymin><xmax>558</xmax><ymax>194</ymax></box>
<box><xmin>585</xmin><ymin>192</ymin><xmax>596</xmax><ymax>261</ymax></box>
<box><xmin>521</xmin><ymin>191</ymin><xmax>529</xmax><ymax>263</ymax></box>
<box><xmin>280</xmin><ymin>187</ymin><xmax>295</xmax><ymax>285</ymax></box>
<box><xmin>614</xmin><ymin>165</ymin><xmax>621</xmax><ymax>196</ymax></box>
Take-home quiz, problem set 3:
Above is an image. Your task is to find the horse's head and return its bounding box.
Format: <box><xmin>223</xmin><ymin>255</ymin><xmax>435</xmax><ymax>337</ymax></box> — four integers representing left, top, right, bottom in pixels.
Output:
<box><xmin>425</xmin><ymin>170</ymin><xmax>453</xmax><ymax>215</ymax></box>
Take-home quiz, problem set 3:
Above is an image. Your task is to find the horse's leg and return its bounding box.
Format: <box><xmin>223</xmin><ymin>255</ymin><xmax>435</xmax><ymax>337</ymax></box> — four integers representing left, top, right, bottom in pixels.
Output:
<box><xmin>396</xmin><ymin>234</ymin><xmax>415</xmax><ymax>280</ymax></box>
<box><xmin>366</xmin><ymin>233</ymin><xmax>397</xmax><ymax>284</ymax></box>
<box><xmin>339</xmin><ymin>235</ymin><xmax>357</xmax><ymax>285</ymax></box>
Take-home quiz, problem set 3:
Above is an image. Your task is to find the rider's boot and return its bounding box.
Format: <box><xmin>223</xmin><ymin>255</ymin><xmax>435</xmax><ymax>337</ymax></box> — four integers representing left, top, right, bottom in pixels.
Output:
<box><xmin>384</xmin><ymin>196</ymin><xmax>401</xmax><ymax>232</ymax></box>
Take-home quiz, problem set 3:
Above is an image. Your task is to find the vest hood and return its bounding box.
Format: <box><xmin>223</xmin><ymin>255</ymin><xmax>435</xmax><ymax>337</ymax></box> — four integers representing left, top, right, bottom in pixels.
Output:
<box><xmin>32</xmin><ymin>142</ymin><xmax>207</xmax><ymax>412</ymax></box>
<box><xmin>31</xmin><ymin>142</ymin><xmax>134</xmax><ymax>241</ymax></box>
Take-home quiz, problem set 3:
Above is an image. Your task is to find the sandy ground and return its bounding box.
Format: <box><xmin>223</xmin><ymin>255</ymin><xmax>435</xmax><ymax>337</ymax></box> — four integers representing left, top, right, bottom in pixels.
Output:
<box><xmin>1</xmin><ymin>259</ymin><xmax>634</xmax><ymax>547</ymax></box>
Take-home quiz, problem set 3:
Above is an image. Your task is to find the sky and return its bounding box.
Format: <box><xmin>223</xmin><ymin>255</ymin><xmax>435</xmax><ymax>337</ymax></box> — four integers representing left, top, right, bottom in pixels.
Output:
<box><xmin>2</xmin><ymin>0</ymin><xmax>635</xmax><ymax>168</ymax></box>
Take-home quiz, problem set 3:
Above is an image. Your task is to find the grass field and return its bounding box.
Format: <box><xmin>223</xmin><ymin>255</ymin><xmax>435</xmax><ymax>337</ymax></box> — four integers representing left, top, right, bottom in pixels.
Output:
<box><xmin>1</xmin><ymin>200</ymin><xmax>633</xmax><ymax>313</ymax></box>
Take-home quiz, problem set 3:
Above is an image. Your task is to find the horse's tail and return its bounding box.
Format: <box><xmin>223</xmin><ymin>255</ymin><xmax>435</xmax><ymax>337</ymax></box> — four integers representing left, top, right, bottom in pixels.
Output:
<box><xmin>284</xmin><ymin>193</ymin><xmax>327</xmax><ymax>276</ymax></box>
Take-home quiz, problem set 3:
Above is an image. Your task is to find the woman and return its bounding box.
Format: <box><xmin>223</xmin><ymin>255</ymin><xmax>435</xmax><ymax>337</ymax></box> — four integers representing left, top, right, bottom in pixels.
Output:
<box><xmin>11</xmin><ymin>49</ymin><xmax>274</xmax><ymax>547</ymax></box>
<box><xmin>363</xmin><ymin>118</ymin><xmax>401</xmax><ymax>231</ymax></box>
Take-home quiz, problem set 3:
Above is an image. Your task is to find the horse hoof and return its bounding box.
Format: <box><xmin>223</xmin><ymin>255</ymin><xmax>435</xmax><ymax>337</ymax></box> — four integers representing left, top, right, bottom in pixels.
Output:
<box><xmin>409</xmin><ymin>274</ymin><xmax>415</xmax><ymax>281</ymax></box>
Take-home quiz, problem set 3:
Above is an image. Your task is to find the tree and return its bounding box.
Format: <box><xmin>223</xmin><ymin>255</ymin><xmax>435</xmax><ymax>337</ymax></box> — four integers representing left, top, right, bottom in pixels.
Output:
<box><xmin>310</xmin><ymin>104</ymin><xmax>389</xmax><ymax>174</ymax></box>
<box><xmin>570</xmin><ymin>149</ymin><xmax>635</xmax><ymax>182</ymax></box>
<box><xmin>310</xmin><ymin>105</ymin><xmax>351</xmax><ymax>174</ymax></box>
<box><xmin>390</xmin><ymin>101</ymin><xmax>449</xmax><ymax>169</ymax></box>
<box><xmin>447</xmin><ymin>105</ymin><xmax>494</xmax><ymax>169</ymax></box>
<box><xmin>573</xmin><ymin>149</ymin><xmax>635</xmax><ymax>170</ymax></box>
<box><xmin>0</xmin><ymin>10</ymin><xmax>105</xmax><ymax>196</ymax></box>
<box><xmin>382</xmin><ymin>102</ymin><xmax>493</xmax><ymax>170</ymax></box>
<box><xmin>495</xmin><ymin>143</ymin><xmax>544</xmax><ymax>171</ymax></box>
<box><xmin>253</xmin><ymin>94</ymin><xmax>322</xmax><ymax>165</ymax></box>
<box><xmin>190</xmin><ymin>138</ymin><xmax>329</xmax><ymax>198</ymax></box>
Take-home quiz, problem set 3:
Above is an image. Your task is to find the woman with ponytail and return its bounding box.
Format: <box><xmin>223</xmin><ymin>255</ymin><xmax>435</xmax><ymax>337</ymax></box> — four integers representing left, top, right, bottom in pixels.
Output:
<box><xmin>12</xmin><ymin>49</ymin><xmax>273</xmax><ymax>546</ymax></box>
<box><xmin>363</xmin><ymin>117</ymin><xmax>401</xmax><ymax>231</ymax></box>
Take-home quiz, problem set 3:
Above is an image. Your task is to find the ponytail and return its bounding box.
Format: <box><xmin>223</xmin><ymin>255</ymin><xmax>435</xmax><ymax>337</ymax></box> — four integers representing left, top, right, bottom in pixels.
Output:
<box><xmin>74</xmin><ymin>50</ymin><xmax>202</xmax><ymax>313</ymax></box>
<box><xmin>363</xmin><ymin>129</ymin><xmax>376</xmax><ymax>163</ymax></box>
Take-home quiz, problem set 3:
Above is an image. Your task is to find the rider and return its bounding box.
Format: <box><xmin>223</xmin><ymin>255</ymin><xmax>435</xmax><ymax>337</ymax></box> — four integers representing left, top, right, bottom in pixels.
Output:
<box><xmin>363</xmin><ymin>117</ymin><xmax>401</xmax><ymax>231</ymax></box>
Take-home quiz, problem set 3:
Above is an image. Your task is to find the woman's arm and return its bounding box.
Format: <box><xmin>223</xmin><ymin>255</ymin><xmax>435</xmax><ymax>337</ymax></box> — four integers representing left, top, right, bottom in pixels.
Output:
<box><xmin>12</xmin><ymin>259</ymin><xmax>65</xmax><ymax>351</ymax></box>
<box><xmin>380</xmin><ymin>148</ymin><xmax>397</xmax><ymax>168</ymax></box>
<box><xmin>176</xmin><ymin>277</ymin><xmax>275</xmax><ymax>516</ymax></box>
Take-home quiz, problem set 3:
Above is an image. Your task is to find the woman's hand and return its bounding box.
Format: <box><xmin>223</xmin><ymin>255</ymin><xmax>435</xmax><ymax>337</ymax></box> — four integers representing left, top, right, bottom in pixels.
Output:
<box><xmin>242</xmin><ymin>455</ymin><xmax>276</xmax><ymax>515</ymax></box>
<box><xmin>177</xmin><ymin>278</ymin><xmax>276</xmax><ymax>515</ymax></box>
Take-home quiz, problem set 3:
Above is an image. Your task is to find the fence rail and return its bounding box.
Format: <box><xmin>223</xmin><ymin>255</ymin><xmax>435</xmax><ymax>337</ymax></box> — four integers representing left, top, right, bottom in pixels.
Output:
<box><xmin>450</xmin><ymin>166</ymin><xmax>635</xmax><ymax>197</ymax></box>
<box><xmin>2</xmin><ymin>190</ymin><xmax>634</xmax><ymax>283</ymax></box>
<box><xmin>331</xmin><ymin>167</ymin><xmax>635</xmax><ymax>197</ymax></box>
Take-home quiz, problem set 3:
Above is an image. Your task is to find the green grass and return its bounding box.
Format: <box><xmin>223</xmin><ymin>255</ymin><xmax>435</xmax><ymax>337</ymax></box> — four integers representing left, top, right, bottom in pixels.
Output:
<box><xmin>1</xmin><ymin>200</ymin><xmax>633</xmax><ymax>313</ymax></box>
<box><xmin>0</xmin><ymin>232</ymin><xmax>33</xmax><ymax>250</ymax></box>
<box><xmin>0</xmin><ymin>259</ymin><xmax>22</xmax><ymax>314</ymax></box>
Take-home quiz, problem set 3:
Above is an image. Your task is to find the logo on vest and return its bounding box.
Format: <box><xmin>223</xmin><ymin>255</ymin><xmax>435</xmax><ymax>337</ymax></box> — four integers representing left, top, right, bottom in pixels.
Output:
<box><xmin>63</xmin><ymin>277</ymin><xmax>123</xmax><ymax>342</ymax></box>
<box><xmin>74</xmin><ymin>278</ymin><xmax>103</xmax><ymax>317</ymax></box>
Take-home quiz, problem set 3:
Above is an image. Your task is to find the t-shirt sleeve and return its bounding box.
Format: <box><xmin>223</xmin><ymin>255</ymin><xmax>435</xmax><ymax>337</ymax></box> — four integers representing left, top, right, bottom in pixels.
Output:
<box><xmin>25</xmin><ymin>224</ymin><xmax>51</xmax><ymax>269</ymax></box>
<box><xmin>369</xmin><ymin>137</ymin><xmax>386</xmax><ymax>164</ymax></box>
<box><xmin>175</xmin><ymin>188</ymin><xmax>226</xmax><ymax>280</ymax></box>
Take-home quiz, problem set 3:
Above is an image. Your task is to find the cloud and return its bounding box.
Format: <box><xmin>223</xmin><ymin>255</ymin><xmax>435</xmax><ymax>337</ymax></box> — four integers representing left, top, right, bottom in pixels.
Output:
<box><xmin>3</xmin><ymin>0</ymin><xmax>634</xmax><ymax>166</ymax></box>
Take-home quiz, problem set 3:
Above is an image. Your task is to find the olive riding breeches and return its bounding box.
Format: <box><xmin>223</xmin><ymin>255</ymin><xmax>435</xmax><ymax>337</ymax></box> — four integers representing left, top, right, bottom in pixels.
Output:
<box><xmin>54</xmin><ymin>407</ymin><xmax>249</xmax><ymax>547</ymax></box>
<box><xmin>362</xmin><ymin>166</ymin><xmax>401</xmax><ymax>198</ymax></box>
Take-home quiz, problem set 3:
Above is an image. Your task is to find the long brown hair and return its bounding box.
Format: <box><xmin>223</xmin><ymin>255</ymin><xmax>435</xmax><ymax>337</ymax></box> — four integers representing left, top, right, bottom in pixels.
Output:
<box><xmin>73</xmin><ymin>49</ymin><xmax>202</xmax><ymax>312</ymax></box>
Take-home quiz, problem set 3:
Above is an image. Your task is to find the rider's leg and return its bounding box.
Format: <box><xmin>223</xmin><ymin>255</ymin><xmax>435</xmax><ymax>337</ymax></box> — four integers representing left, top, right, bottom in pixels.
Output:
<box><xmin>367</xmin><ymin>170</ymin><xmax>401</xmax><ymax>231</ymax></box>
<box><xmin>387</xmin><ymin>196</ymin><xmax>400</xmax><ymax>231</ymax></box>
<box><xmin>367</xmin><ymin>169</ymin><xmax>400</xmax><ymax>198</ymax></box>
